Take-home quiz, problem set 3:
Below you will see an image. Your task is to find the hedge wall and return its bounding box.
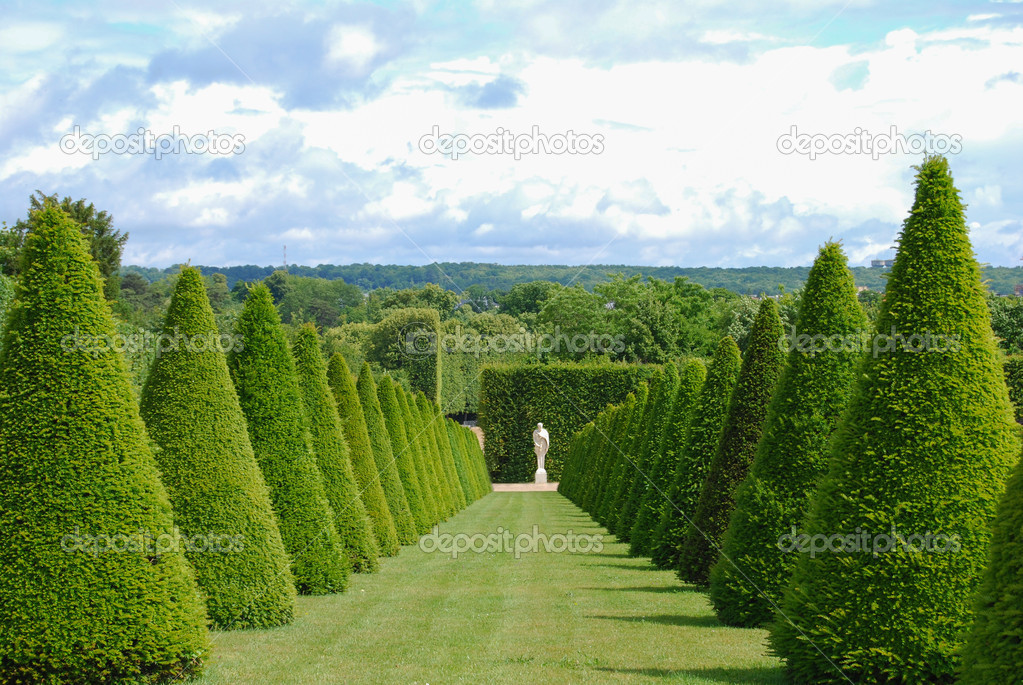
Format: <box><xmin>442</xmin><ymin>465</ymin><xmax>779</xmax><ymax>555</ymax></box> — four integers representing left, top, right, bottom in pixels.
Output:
<box><xmin>478</xmin><ymin>362</ymin><xmax>658</xmax><ymax>482</ymax></box>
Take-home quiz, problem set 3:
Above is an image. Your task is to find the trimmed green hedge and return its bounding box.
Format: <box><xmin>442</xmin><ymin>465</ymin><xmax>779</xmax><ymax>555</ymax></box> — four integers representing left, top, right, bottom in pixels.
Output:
<box><xmin>141</xmin><ymin>268</ymin><xmax>296</xmax><ymax>628</ymax></box>
<box><xmin>478</xmin><ymin>362</ymin><xmax>658</xmax><ymax>482</ymax></box>
<box><xmin>229</xmin><ymin>285</ymin><xmax>351</xmax><ymax>595</ymax></box>
<box><xmin>293</xmin><ymin>325</ymin><xmax>380</xmax><ymax>573</ymax></box>
<box><xmin>708</xmin><ymin>242</ymin><xmax>867</xmax><ymax>627</ymax></box>
<box><xmin>770</xmin><ymin>157</ymin><xmax>1021</xmax><ymax>683</ymax></box>
<box><xmin>678</xmin><ymin>298</ymin><xmax>784</xmax><ymax>585</ymax></box>
<box><xmin>326</xmin><ymin>354</ymin><xmax>400</xmax><ymax>556</ymax></box>
<box><xmin>395</xmin><ymin>385</ymin><xmax>441</xmax><ymax>525</ymax></box>
<box><xmin>356</xmin><ymin>364</ymin><xmax>417</xmax><ymax>545</ymax></box>
<box><xmin>650</xmin><ymin>338</ymin><xmax>741</xmax><ymax>571</ymax></box>
<box><xmin>0</xmin><ymin>206</ymin><xmax>210</xmax><ymax>683</ymax></box>
<box><xmin>630</xmin><ymin>359</ymin><xmax>707</xmax><ymax>557</ymax></box>
<box><xmin>377</xmin><ymin>376</ymin><xmax>429</xmax><ymax>534</ymax></box>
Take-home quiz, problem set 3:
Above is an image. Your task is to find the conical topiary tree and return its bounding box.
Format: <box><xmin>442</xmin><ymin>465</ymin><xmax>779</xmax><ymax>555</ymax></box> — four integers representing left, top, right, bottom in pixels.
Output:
<box><xmin>229</xmin><ymin>285</ymin><xmax>350</xmax><ymax>594</ymax></box>
<box><xmin>293</xmin><ymin>324</ymin><xmax>380</xmax><ymax>573</ymax></box>
<box><xmin>396</xmin><ymin>384</ymin><xmax>440</xmax><ymax>526</ymax></box>
<box><xmin>377</xmin><ymin>376</ymin><xmax>429</xmax><ymax>534</ymax></box>
<box><xmin>630</xmin><ymin>359</ymin><xmax>707</xmax><ymax>557</ymax></box>
<box><xmin>0</xmin><ymin>206</ymin><xmax>210</xmax><ymax>683</ymax></box>
<box><xmin>650</xmin><ymin>338</ymin><xmax>741</xmax><ymax>570</ymax></box>
<box><xmin>961</xmin><ymin>448</ymin><xmax>1023</xmax><ymax>684</ymax></box>
<box><xmin>679</xmin><ymin>298</ymin><xmax>784</xmax><ymax>585</ymax></box>
<box><xmin>618</xmin><ymin>368</ymin><xmax>679</xmax><ymax>543</ymax></box>
<box><xmin>601</xmin><ymin>382</ymin><xmax>650</xmax><ymax>532</ymax></box>
<box><xmin>356</xmin><ymin>364</ymin><xmax>417</xmax><ymax>544</ymax></box>
<box><xmin>140</xmin><ymin>267</ymin><xmax>295</xmax><ymax>629</ymax></box>
<box><xmin>417</xmin><ymin>392</ymin><xmax>456</xmax><ymax>517</ymax></box>
<box><xmin>430</xmin><ymin>402</ymin><xmax>468</xmax><ymax>511</ymax></box>
<box><xmin>327</xmin><ymin>354</ymin><xmax>399</xmax><ymax>556</ymax></box>
<box><xmin>709</xmin><ymin>243</ymin><xmax>867</xmax><ymax>627</ymax></box>
<box><xmin>770</xmin><ymin>157</ymin><xmax>1021</xmax><ymax>683</ymax></box>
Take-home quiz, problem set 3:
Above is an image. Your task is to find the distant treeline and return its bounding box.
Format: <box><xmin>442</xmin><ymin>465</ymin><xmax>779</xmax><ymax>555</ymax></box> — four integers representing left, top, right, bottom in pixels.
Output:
<box><xmin>121</xmin><ymin>262</ymin><xmax>1023</xmax><ymax>295</ymax></box>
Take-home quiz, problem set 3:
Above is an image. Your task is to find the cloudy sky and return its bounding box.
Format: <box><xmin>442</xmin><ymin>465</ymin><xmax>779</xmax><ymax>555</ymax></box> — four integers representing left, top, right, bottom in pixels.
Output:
<box><xmin>1</xmin><ymin>0</ymin><xmax>1021</xmax><ymax>269</ymax></box>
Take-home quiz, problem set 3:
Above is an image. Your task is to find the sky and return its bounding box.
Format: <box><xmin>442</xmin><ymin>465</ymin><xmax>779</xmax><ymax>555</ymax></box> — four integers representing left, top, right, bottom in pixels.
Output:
<box><xmin>1</xmin><ymin>0</ymin><xmax>1021</xmax><ymax>269</ymax></box>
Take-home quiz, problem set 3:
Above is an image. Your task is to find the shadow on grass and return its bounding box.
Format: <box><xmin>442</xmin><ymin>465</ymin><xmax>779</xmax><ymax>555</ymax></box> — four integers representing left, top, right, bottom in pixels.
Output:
<box><xmin>587</xmin><ymin>613</ymin><xmax>721</xmax><ymax>628</ymax></box>
<box><xmin>588</xmin><ymin>563</ymin><xmax>666</xmax><ymax>572</ymax></box>
<box><xmin>579</xmin><ymin>585</ymin><xmax>699</xmax><ymax>594</ymax></box>
<box><xmin>593</xmin><ymin>665</ymin><xmax>784</xmax><ymax>683</ymax></box>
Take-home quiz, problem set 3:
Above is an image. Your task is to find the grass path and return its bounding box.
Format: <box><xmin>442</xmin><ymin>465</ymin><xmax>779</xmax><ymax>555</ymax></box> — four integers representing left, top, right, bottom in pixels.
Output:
<box><xmin>193</xmin><ymin>492</ymin><xmax>784</xmax><ymax>684</ymax></box>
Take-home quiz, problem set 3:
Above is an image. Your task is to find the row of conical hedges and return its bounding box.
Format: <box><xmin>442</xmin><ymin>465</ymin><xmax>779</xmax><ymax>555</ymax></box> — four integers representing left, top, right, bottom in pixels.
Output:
<box><xmin>560</xmin><ymin>157</ymin><xmax>1023</xmax><ymax>682</ymax></box>
<box><xmin>0</xmin><ymin>208</ymin><xmax>490</xmax><ymax>683</ymax></box>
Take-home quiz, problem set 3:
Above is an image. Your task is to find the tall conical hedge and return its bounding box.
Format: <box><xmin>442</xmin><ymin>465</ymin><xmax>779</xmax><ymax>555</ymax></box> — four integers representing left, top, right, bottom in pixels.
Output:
<box><xmin>417</xmin><ymin>392</ymin><xmax>456</xmax><ymax>517</ymax></box>
<box><xmin>770</xmin><ymin>157</ymin><xmax>1020</xmax><ymax>683</ymax></box>
<box><xmin>590</xmin><ymin>397</ymin><xmax>635</xmax><ymax>518</ymax></box>
<box><xmin>430</xmin><ymin>403</ymin><xmax>468</xmax><ymax>510</ymax></box>
<box><xmin>326</xmin><ymin>354</ymin><xmax>399</xmax><ymax>556</ymax></box>
<box><xmin>356</xmin><ymin>364</ymin><xmax>417</xmax><ymax>544</ymax></box>
<box><xmin>709</xmin><ymin>243</ymin><xmax>866</xmax><ymax>627</ymax></box>
<box><xmin>601</xmin><ymin>382</ymin><xmax>650</xmax><ymax>532</ymax></box>
<box><xmin>377</xmin><ymin>376</ymin><xmax>429</xmax><ymax>534</ymax></box>
<box><xmin>396</xmin><ymin>384</ymin><xmax>440</xmax><ymax>525</ymax></box>
<box><xmin>679</xmin><ymin>298</ymin><xmax>784</xmax><ymax>585</ymax></box>
<box><xmin>140</xmin><ymin>267</ymin><xmax>295</xmax><ymax>629</ymax></box>
<box><xmin>630</xmin><ymin>359</ymin><xmax>707</xmax><ymax>557</ymax></box>
<box><xmin>229</xmin><ymin>285</ymin><xmax>350</xmax><ymax>594</ymax></box>
<box><xmin>0</xmin><ymin>206</ymin><xmax>209</xmax><ymax>683</ymax></box>
<box><xmin>650</xmin><ymin>338</ymin><xmax>741</xmax><ymax>570</ymax></box>
<box><xmin>961</xmin><ymin>449</ymin><xmax>1023</xmax><ymax>683</ymax></box>
<box><xmin>292</xmin><ymin>325</ymin><xmax>380</xmax><ymax>573</ymax></box>
<box><xmin>618</xmin><ymin>368</ymin><xmax>679</xmax><ymax>543</ymax></box>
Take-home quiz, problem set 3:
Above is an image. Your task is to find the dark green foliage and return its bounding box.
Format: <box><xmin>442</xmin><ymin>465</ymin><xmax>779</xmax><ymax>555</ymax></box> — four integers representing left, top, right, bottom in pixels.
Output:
<box><xmin>0</xmin><ymin>206</ymin><xmax>209</xmax><ymax>683</ymax></box>
<box><xmin>326</xmin><ymin>354</ymin><xmax>400</xmax><ymax>556</ymax></box>
<box><xmin>377</xmin><ymin>376</ymin><xmax>429</xmax><ymax>534</ymax></box>
<box><xmin>228</xmin><ymin>285</ymin><xmax>351</xmax><ymax>594</ymax></box>
<box><xmin>356</xmin><ymin>364</ymin><xmax>417</xmax><ymax>544</ymax></box>
<box><xmin>396</xmin><ymin>385</ymin><xmax>441</xmax><ymax>525</ymax></box>
<box><xmin>601</xmin><ymin>382</ymin><xmax>650</xmax><ymax>533</ymax></box>
<box><xmin>960</xmin><ymin>448</ymin><xmax>1023</xmax><ymax>683</ymax></box>
<box><xmin>292</xmin><ymin>325</ymin><xmax>380</xmax><ymax>573</ymax></box>
<box><xmin>618</xmin><ymin>367</ymin><xmax>680</xmax><ymax>543</ymax></box>
<box><xmin>708</xmin><ymin>243</ymin><xmax>867</xmax><ymax>627</ymax></box>
<box><xmin>417</xmin><ymin>392</ymin><xmax>457</xmax><ymax>517</ymax></box>
<box><xmin>478</xmin><ymin>362</ymin><xmax>658</xmax><ymax>482</ymax></box>
<box><xmin>679</xmin><ymin>298</ymin><xmax>784</xmax><ymax>585</ymax></box>
<box><xmin>630</xmin><ymin>359</ymin><xmax>707</xmax><ymax>557</ymax></box>
<box><xmin>140</xmin><ymin>268</ymin><xmax>295</xmax><ymax>629</ymax></box>
<box><xmin>1005</xmin><ymin>355</ymin><xmax>1023</xmax><ymax>424</ymax></box>
<box><xmin>368</xmin><ymin>308</ymin><xmax>442</xmax><ymax>402</ymax></box>
<box><xmin>770</xmin><ymin>157</ymin><xmax>1021</xmax><ymax>683</ymax></box>
<box><xmin>430</xmin><ymin>403</ymin><xmax>468</xmax><ymax>510</ymax></box>
<box><xmin>649</xmin><ymin>338</ymin><xmax>741</xmax><ymax>570</ymax></box>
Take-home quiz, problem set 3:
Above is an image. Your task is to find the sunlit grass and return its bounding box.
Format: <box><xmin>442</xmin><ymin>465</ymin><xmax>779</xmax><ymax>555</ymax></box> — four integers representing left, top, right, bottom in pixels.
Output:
<box><xmin>193</xmin><ymin>492</ymin><xmax>783</xmax><ymax>684</ymax></box>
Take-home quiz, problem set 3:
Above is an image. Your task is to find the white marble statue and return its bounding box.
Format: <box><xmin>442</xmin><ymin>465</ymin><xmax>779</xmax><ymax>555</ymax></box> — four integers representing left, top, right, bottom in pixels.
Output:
<box><xmin>533</xmin><ymin>422</ymin><xmax>549</xmax><ymax>484</ymax></box>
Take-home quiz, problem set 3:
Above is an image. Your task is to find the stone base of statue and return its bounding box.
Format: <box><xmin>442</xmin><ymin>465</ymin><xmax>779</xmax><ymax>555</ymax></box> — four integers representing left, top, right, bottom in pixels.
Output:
<box><xmin>534</xmin><ymin>468</ymin><xmax>547</xmax><ymax>485</ymax></box>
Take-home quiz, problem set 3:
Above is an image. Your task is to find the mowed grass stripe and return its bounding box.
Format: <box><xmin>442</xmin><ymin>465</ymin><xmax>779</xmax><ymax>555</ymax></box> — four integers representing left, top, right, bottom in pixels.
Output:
<box><xmin>194</xmin><ymin>492</ymin><xmax>783</xmax><ymax>684</ymax></box>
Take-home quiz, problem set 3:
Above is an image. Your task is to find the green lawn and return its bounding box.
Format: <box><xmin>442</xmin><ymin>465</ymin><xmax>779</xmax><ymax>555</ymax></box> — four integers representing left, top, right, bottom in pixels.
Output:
<box><xmin>193</xmin><ymin>492</ymin><xmax>784</xmax><ymax>684</ymax></box>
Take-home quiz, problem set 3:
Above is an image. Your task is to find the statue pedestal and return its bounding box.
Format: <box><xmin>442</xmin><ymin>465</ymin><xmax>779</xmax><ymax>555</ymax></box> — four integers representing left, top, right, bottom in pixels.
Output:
<box><xmin>534</xmin><ymin>468</ymin><xmax>547</xmax><ymax>485</ymax></box>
